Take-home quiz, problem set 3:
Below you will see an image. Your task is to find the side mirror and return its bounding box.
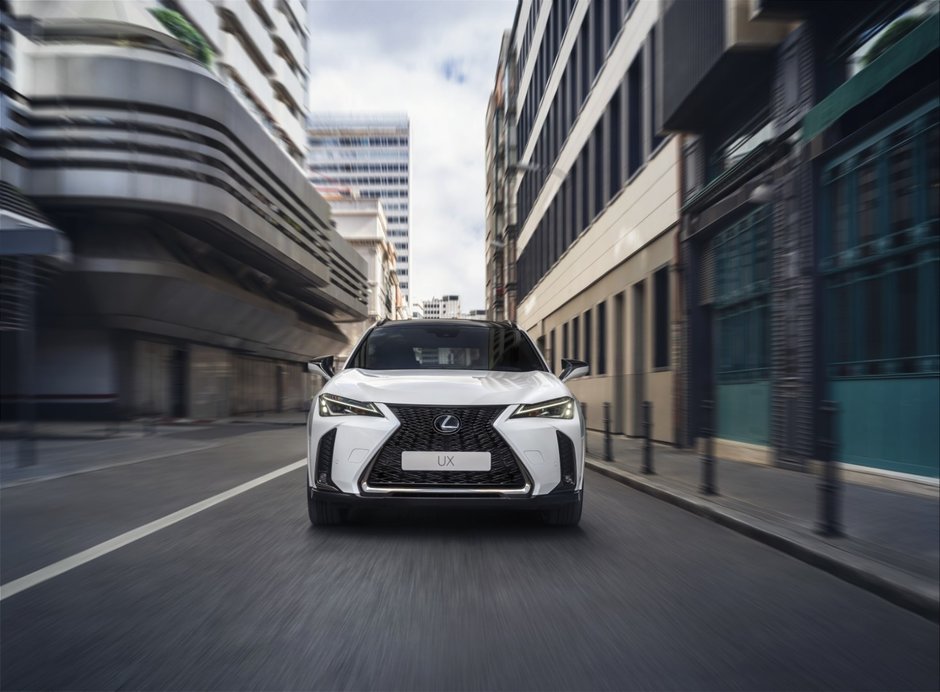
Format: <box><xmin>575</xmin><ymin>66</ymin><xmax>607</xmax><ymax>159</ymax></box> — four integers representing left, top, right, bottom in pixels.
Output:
<box><xmin>308</xmin><ymin>355</ymin><xmax>335</xmax><ymax>380</ymax></box>
<box><xmin>559</xmin><ymin>358</ymin><xmax>589</xmax><ymax>382</ymax></box>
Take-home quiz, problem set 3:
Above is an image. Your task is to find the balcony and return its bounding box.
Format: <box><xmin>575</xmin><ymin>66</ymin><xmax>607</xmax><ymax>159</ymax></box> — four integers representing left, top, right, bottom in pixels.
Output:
<box><xmin>271</xmin><ymin>3</ymin><xmax>305</xmax><ymax>73</ymax></box>
<box><xmin>271</xmin><ymin>95</ymin><xmax>307</xmax><ymax>157</ymax></box>
<box><xmin>661</xmin><ymin>0</ymin><xmax>794</xmax><ymax>132</ymax></box>
<box><xmin>218</xmin><ymin>33</ymin><xmax>276</xmax><ymax>118</ymax></box>
<box><xmin>272</xmin><ymin>51</ymin><xmax>306</xmax><ymax>118</ymax></box>
<box><xmin>218</xmin><ymin>0</ymin><xmax>274</xmax><ymax>76</ymax></box>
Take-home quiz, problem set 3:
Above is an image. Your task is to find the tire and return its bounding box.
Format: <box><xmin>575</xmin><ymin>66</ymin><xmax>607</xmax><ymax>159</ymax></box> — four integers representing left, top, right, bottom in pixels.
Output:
<box><xmin>307</xmin><ymin>486</ymin><xmax>346</xmax><ymax>526</ymax></box>
<box><xmin>542</xmin><ymin>494</ymin><xmax>583</xmax><ymax>527</ymax></box>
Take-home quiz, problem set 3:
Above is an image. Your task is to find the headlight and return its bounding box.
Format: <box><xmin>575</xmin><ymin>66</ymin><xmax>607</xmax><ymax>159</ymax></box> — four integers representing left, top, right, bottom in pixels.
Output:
<box><xmin>510</xmin><ymin>396</ymin><xmax>575</xmax><ymax>419</ymax></box>
<box><xmin>318</xmin><ymin>393</ymin><xmax>384</xmax><ymax>417</ymax></box>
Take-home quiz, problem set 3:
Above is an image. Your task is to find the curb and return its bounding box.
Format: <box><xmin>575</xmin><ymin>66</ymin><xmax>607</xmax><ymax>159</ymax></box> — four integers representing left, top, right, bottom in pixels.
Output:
<box><xmin>586</xmin><ymin>456</ymin><xmax>940</xmax><ymax>624</ymax></box>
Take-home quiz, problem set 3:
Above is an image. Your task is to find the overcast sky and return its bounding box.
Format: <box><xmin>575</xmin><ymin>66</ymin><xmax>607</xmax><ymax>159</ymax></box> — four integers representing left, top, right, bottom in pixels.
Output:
<box><xmin>307</xmin><ymin>0</ymin><xmax>517</xmax><ymax>312</ymax></box>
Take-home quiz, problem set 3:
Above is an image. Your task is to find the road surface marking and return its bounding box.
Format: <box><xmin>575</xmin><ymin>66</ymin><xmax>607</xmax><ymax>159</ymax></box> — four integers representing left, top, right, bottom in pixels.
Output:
<box><xmin>0</xmin><ymin>458</ymin><xmax>307</xmax><ymax>601</ymax></box>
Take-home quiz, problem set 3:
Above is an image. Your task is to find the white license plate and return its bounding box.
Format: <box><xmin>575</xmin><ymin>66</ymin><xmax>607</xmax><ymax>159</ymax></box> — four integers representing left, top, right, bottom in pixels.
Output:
<box><xmin>401</xmin><ymin>451</ymin><xmax>491</xmax><ymax>471</ymax></box>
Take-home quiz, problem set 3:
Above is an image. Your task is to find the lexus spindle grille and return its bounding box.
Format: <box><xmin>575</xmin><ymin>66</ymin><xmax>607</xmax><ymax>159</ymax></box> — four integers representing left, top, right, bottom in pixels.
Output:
<box><xmin>363</xmin><ymin>405</ymin><xmax>527</xmax><ymax>490</ymax></box>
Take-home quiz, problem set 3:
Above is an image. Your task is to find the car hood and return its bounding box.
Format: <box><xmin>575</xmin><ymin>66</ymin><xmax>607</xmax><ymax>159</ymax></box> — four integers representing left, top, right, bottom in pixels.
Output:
<box><xmin>323</xmin><ymin>368</ymin><xmax>571</xmax><ymax>407</ymax></box>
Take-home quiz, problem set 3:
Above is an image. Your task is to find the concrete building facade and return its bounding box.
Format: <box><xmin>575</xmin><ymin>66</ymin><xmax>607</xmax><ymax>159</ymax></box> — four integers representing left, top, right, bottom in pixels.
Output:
<box><xmin>327</xmin><ymin>196</ymin><xmax>405</xmax><ymax>327</ymax></box>
<box><xmin>502</xmin><ymin>0</ymin><xmax>681</xmax><ymax>441</ymax></box>
<box><xmin>308</xmin><ymin>113</ymin><xmax>412</xmax><ymax>309</ymax></box>
<box><xmin>0</xmin><ymin>0</ymin><xmax>368</xmax><ymax>420</ymax></box>
<box><xmin>421</xmin><ymin>295</ymin><xmax>462</xmax><ymax>320</ymax></box>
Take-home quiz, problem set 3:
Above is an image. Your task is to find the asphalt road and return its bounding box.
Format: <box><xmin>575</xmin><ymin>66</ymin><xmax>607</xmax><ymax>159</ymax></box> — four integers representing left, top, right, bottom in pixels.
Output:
<box><xmin>1</xmin><ymin>426</ymin><xmax>938</xmax><ymax>691</ymax></box>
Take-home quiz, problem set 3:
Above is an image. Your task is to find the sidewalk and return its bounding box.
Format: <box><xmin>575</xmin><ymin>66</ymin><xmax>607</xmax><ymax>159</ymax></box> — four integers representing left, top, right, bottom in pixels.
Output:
<box><xmin>585</xmin><ymin>430</ymin><xmax>939</xmax><ymax>621</ymax></box>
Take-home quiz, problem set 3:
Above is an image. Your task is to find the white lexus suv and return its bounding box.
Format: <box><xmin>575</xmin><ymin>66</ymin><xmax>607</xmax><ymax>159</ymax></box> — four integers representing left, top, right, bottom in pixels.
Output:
<box><xmin>305</xmin><ymin>319</ymin><xmax>589</xmax><ymax>527</ymax></box>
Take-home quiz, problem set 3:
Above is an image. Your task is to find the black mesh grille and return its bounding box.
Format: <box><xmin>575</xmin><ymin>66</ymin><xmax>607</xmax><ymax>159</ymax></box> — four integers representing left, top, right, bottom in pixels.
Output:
<box><xmin>364</xmin><ymin>405</ymin><xmax>527</xmax><ymax>489</ymax></box>
<box><xmin>554</xmin><ymin>430</ymin><xmax>577</xmax><ymax>492</ymax></box>
<box><xmin>315</xmin><ymin>428</ymin><xmax>338</xmax><ymax>491</ymax></box>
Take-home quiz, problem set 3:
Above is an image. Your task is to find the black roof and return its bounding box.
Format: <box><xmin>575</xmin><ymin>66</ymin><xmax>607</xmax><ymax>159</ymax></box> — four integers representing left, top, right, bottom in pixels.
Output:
<box><xmin>376</xmin><ymin>319</ymin><xmax>511</xmax><ymax>329</ymax></box>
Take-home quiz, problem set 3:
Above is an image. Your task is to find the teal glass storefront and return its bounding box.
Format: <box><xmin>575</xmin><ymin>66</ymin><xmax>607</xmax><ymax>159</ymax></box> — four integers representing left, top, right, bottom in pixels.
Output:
<box><xmin>820</xmin><ymin>100</ymin><xmax>939</xmax><ymax>477</ymax></box>
<box><xmin>712</xmin><ymin>206</ymin><xmax>772</xmax><ymax>445</ymax></box>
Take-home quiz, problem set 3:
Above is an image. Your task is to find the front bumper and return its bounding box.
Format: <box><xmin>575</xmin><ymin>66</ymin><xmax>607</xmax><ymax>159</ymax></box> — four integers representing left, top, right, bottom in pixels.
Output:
<box><xmin>309</xmin><ymin>487</ymin><xmax>582</xmax><ymax>511</ymax></box>
<box><xmin>307</xmin><ymin>402</ymin><xmax>585</xmax><ymax>498</ymax></box>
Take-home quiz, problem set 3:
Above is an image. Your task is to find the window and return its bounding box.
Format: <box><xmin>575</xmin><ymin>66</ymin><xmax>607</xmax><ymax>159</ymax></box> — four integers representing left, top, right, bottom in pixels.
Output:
<box><xmin>593</xmin><ymin>121</ymin><xmax>604</xmax><ymax>217</ymax></box>
<box><xmin>609</xmin><ymin>86</ymin><xmax>622</xmax><ymax>202</ymax></box>
<box><xmin>591</xmin><ymin>0</ymin><xmax>604</xmax><ymax>78</ymax></box>
<box><xmin>713</xmin><ymin>207</ymin><xmax>771</xmax><ymax>383</ymax></box>
<box><xmin>608</xmin><ymin>0</ymin><xmax>622</xmax><ymax>49</ymax></box>
<box><xmin>579</xmin><ymin>25</ymin><xmax>589</xmax><ymax>105</ymax></box>
<box><xmin>821</xmin><ymin>106</ymin><xmax>939</xmax><ymax>377</ymax></box>
<box><xmin>653</xmin><ymin>266</ymin><xmax>670</xmax><ymax>368</ymax></box>
<box><xmin>584</xmin><ymin>309</ymin><xmax>592</xmax><ymax>372</ymax></box>
<box><xmin>597</xmin><ymin>300</ymin><xmax>607</xmax><ymax>375</ymax></box>
<box><xmin>649</xmin><ymin>29</ymin><xmax>664</xmax><ymax>153</ymax></box>
<box><xmin>572</xmin><ymin>315</ymin><xmax>580</xmax><ymax>360</ymax></box>
<box><xmin>562</xmin><ymin>322</ymin><xmax>569</xmax><ymax>359</ymax></box>
<box><xmin>579</xmin><ymin>149</ymin><xmax>589</xmax><ymax>231</ymax></box>
<box><xmin>549</xmin><ymin>329</ymin><xmax>556</xmax><ymax>373</ymax></box>
<box><xmin>627</xmin><ymin>54</ymin><xmax>643</xmax><ymax>178</ymax></box>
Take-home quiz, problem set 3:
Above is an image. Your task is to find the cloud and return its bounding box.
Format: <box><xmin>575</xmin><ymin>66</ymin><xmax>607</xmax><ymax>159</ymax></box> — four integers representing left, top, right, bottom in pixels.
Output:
<box><xmin>307</xmin><ymin>0</ymin><xmax>516</xmax><ymax>312</ymax></box>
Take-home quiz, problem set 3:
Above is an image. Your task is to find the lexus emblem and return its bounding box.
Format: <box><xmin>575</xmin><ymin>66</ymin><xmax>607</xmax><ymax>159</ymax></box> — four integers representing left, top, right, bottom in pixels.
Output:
<box><xmin>433</xmin><ymin>414</ymin><xmax>461</xmax><ymax>435</ymax></box>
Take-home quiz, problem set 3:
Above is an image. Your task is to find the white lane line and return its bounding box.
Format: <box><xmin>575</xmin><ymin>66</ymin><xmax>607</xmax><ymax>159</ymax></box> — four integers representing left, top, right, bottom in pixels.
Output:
<box><xmin>0</xmin><ymin>458</ymin><xmax>307</xmax><ymax>601</ymax></box>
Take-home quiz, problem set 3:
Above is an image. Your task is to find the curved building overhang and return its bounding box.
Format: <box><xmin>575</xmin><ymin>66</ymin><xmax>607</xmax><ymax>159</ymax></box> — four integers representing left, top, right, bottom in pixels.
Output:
<box><xmin>57</xmin><ymin>254</ymin><xmax>349</xmax><ymax>362</ymax></box>
<box><xmin>6</xmin><ymin>41</ymin><xmax>368</xmax><ymax>322</ymax></box>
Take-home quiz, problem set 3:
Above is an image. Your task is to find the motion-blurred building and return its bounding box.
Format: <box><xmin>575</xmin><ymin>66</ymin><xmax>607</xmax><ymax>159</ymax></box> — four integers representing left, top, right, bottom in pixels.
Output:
<box><xmin>0</xmin><ymin>0</ymin><xmax>369</xmax><ymax>420</ymax></box>
<box><xmin>662</xmin><ymin>0</ymin><xmax>939</xmax><ymax>480</ymax></box>
<box><xmin>497</xmin><ymin>0</ymin><xmax>681</xmax><ymax>441</ymax></box>
<box><xmin>492</xmin><ymin>0</ymin><xmax>938</xmax><ymax>485</ymax></box>
<box><xmin>484</xmin><ymin>29</ymin><xmax>519</xmax><ymax>322</ymax></box>
<box><xmin>308</xmin><ymin>113</ymin><xmax>412</xmax><ymax>310</ymax></box>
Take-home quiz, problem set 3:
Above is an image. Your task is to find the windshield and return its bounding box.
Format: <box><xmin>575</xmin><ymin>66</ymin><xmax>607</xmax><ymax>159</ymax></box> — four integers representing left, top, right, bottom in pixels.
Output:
<box><xmin>347</xmin><ymin>323</ymin><xmax>547</xmax><ymax>372</ymax></box>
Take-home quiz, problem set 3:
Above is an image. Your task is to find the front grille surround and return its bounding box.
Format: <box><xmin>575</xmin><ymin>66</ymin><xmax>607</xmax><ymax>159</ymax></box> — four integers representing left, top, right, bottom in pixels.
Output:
<box><xmin>553</xmin><ymin>430</ymin><xmax>577</xmax><ymax>493</ymax></box>
<box><xmin>360</xmin><ymin>405</ymin><xmax>530</xmax><ymax>494</ymax></box>
<box><xmin>315</xmin><ymin>428</ymin><xmax>339</xmax><ymax>491</ymax></box>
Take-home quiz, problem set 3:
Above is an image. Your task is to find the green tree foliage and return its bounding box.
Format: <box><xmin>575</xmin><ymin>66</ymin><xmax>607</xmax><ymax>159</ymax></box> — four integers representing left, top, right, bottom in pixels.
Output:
<box><xmin>149</xmin><ymin>8</ymin><xmax>213</xmax><ymax>67</ymax></box>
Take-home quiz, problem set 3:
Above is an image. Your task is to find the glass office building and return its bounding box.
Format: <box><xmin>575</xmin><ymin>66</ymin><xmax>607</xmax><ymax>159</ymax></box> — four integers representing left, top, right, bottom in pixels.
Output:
<box><xmin>308</xmin><ymin>113</ymin><xmax>412</xmax><ymax>309</ymax></box>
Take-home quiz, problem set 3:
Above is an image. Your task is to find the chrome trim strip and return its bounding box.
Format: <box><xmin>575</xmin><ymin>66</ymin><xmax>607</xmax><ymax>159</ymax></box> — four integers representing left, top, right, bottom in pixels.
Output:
<box><xmin>360</xmin><ymin>481</ymin><xmax>532</xmax><ymax>496</ymax></box>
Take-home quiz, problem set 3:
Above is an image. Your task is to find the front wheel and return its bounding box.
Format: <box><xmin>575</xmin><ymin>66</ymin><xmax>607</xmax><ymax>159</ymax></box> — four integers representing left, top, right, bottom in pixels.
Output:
<box><xmin>542</xmin><ymin>494</ymin><xmax>583</xmax><ymax>526</ymax></box>
<box><xmin>307</xmin><ymin>486</ymin><xmax>346</xmax><ymax>526</ymax></box>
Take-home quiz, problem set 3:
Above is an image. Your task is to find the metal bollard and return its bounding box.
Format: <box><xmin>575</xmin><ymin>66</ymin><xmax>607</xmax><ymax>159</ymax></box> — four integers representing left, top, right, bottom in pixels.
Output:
<box><xmin>603</xmin><ymin>401</ymin><xmax>613</xmax><ymax>462</ymax></box>
<box><xmin>700</xmin><ymin>399</ymin><xmax>717</xmax><ymax>495</ymax></box>
<box><xmin>817</xmin><ymin>400</ymin><xmax>843</xmax><ymax>537</ymax></box>
<box><xmin>642</xmin><ymin>401</ymin><xmax>654</xmax><ymax>474</ymax></box>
